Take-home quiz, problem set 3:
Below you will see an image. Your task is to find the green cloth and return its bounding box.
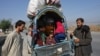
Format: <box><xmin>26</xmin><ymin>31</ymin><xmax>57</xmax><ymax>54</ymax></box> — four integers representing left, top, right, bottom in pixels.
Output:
<box><xmin>41</xmin><ymin>33</ymin><xmax>46</xmax><ymax>42</ymax></box>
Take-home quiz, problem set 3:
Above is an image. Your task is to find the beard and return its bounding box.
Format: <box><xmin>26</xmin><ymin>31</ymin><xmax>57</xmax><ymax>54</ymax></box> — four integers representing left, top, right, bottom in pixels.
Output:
<box><xmin>77</xmin><ymin>25</ymin><xmax>83</xmax><ymax>29</ymax></box>
<box><xmin>19</xmin><ymin>29</ymin><xmax>23</xmax><ymax>32</ymax></box>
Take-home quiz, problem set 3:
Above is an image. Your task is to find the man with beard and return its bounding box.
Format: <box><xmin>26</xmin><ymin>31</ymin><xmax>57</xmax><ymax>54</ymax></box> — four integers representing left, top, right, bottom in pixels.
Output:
<box><xmin>2</xmin><ymin>20</ymin><xmax>25</xmax><ymax>56</ymax></box>
<box><xmin>71</xmin><ymin>18</ymin><xmax>92</xmax><ymax>56</ymax></box>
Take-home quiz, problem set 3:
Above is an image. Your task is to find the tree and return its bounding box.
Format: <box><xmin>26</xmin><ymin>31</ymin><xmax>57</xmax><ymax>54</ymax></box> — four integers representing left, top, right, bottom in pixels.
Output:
<box><xmin>0</xmin><ymin>19</ymin><xmax>11</xmax><ymax>33</ymax></box>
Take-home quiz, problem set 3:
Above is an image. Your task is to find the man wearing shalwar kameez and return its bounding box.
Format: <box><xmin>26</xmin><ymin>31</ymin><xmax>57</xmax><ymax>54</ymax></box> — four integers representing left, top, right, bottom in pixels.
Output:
<box><xmin>2</xmin><ymin>20</ymin><xmax>26</xmax><ymax>56</ymax></box>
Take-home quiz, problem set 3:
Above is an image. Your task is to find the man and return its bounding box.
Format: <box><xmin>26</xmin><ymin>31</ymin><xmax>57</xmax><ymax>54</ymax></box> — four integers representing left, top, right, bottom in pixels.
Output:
<box><xmin>27</xmin><ymin>0</ymin><xmax>61</xmax><ymax>19</ymax></box>
<box><xmin>23</xmin><ymin>24</ymin><xmax>36</xmax><ymax>56</ymax></box>
<box><xmin>71</xmin><ymin>18</ymin><xmax>92</xmax><ymax>56</ymax></box>
<box><xmin>2</xmin><ymin>20</ymin><xmax>25</xmax><ymax>56</ymax></box>
<box><xmin>27</xmin><ymin>24</ymin><xmax>34</xmax><ymax>47</ymax></box>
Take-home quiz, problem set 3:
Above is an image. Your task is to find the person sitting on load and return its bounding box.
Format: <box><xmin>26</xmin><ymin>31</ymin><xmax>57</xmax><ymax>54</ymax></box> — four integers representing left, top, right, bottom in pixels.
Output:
<box><xmin>34</xmin><ymin>19</ymin><xmax>46</xmax><ymax>47</ymax></box>
<box><xmin>27</xmin><ymin>0</ymin><xmax>62</xmax><ymax>20</ymax></box>
<box><xmin>54</xmin><ymin>20</ymin><xmax>66</xmax><ymax>43</ymax></box>
<box><xmin>46</xmin><ymin>31</ymin><xmax>56</xmax><ymax>45</ymax></box>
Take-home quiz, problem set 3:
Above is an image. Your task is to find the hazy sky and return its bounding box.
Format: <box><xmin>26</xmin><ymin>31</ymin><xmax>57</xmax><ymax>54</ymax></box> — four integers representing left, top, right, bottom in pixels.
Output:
<box><xmin>0</xmin><ymin>0</ymin><xmax>100</xmax><ymax>24</ymax></box>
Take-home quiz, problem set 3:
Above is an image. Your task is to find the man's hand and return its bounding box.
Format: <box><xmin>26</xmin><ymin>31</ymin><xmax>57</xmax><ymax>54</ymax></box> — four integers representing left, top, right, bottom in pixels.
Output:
<box><xmin>70</xmin><ymin>32</ymin><xmax>74</xmax><ymax>36</ymax></box>
<box><xmin>74</xmin><ymin>38</ymin><xmax>80</xmax><ymax>43</ymax></box>
<box><xmin>32</xmin><ymin>13</ymin><xmax>36</xmax><ymax>17</ymax></box>
<box><xmin>47</xmin><ymin>0</ymin><xmax>59</xmax><ymax>5</ymax></box>
<box><xmin>70</xmin><ymin>32</ymin><xmax>74</xmax><ymax>39</ymax></box>
<box><xmin>28</xmin><ymin>13</ymin><xmax>35</xmax><ymax>20</ymax></box>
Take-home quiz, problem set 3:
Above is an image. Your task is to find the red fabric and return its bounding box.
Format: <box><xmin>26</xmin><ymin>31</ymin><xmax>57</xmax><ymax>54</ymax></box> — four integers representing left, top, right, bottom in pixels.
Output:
<box><xmin>36</xmin><ymin>34</ymin><xmax>43</xmax><ymax>46</ymax></box>
<box><xmin>54</xmin><ymin>21</ymin><xmax>65</xmax><ymax>34</ymax></box>
<box><xmin>36</xmin><ymin>39</ymin><xmax>43</xmax><ymax>46</ymax></box>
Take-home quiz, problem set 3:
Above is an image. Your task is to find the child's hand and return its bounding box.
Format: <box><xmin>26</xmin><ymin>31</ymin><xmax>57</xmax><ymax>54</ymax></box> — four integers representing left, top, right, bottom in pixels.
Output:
<box><xmin>43</xmin><ymin>42</ymin><xmax>45</xmax><ymax>45</ymax></box>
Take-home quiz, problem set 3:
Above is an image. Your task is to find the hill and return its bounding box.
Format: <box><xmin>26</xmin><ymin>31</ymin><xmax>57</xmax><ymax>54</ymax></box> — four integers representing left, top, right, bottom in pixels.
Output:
<box><xmin>68</xmin><ymin>24</ymin><xmax>100</xmax><ymax>32</ymax></box>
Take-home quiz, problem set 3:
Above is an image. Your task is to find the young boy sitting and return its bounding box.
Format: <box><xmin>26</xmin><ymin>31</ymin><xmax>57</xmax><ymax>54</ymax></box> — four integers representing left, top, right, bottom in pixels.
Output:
<box><xmin>46</xmin><ymin>31</ymin><xmax>56</xmax><ymax>45</ymax></box>
<box><xmin>34</xmin><ymin>19</ymin><xmax>46</xmax><ymax>47</ymax></box>
<box><xmin>54</xmin><ymin>20</ymin><xmax>66</xmax><ymax>43</ymax></box>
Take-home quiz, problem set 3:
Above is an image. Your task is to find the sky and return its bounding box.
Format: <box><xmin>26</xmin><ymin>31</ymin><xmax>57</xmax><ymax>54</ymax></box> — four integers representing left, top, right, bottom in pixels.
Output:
<box><xmin>0</xmin><ymin>0</ymin><xmax>100</xmax><ymax>25</ymax></box>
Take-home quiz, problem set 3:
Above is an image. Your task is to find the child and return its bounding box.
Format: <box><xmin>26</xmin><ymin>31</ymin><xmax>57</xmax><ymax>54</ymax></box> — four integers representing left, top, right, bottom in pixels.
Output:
<box><xmin>34</xmin><ymin>27</ymin><xmax>46</xmax><ymax>46</ymax></box>
<box><xmin>54</xmin><ymin>20</ymin><xmax>66</xmax><ymax>43</ymax></box>
<box><xmin>39</xmin><ymin>27</ymin><xmax>47</xmax><ymax>45</ymax></box>
<box><xmin>27</xmin><ymin>0</ymin><xmax>62</xmax><ymax>19</ymax></box>
<box><xmin>27</xmin><ymin>24</ymin><xmax>34</xmax><ymax>47</ymax></box>
<box><xmin>46</xmin><ymin>31</ymin><xmax>56</xmax><ymax>45</ymax></box>
<box><xmin>34</xmin><ymin>20</ymin><xmax>46</xmax><ymax>46</ymax></box>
